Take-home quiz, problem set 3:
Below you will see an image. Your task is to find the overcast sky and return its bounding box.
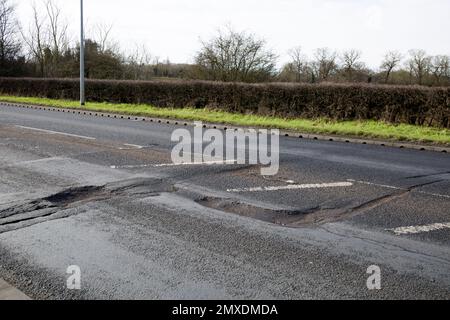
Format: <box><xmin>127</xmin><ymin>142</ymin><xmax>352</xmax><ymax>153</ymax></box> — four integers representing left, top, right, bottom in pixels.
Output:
<box><xmin>14</xmin><ymin>0</ymin><xmax>450</xmax><ymax>69</ymax></box>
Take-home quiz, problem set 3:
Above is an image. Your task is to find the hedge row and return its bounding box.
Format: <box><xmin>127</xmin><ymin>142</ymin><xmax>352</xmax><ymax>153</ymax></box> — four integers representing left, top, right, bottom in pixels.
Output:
<box><xmin>1</xmin><ymin>77</ymin><xmax>449</xmax><ymax>128</ymax></box>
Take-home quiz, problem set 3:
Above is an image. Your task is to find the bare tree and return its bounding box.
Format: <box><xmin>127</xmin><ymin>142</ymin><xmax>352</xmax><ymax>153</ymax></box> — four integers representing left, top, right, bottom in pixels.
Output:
<box><xmin>195</xmin><ymin>26</ymin><xmax>278</xmax><ymax>82</ymax></box>
<box><xmin>45</xmin><ymin>0</ymin><xmax>68</xmax><ymax>57</ymax></box>
<box><xmin>380</xmin><ymin>51</ymin><xmax>402</xmax><ymax>83</ymax></box>
<box><xmin>341</xmin><ymin>49</ymin><xmax>363</xmax><ymax>81</ymax></box>
<box><xmin>21</xmin><ymin>2</ymin><xmax>48</xmax><ymax>76</ymax></box>
<box><xmin>89</xmin><ymin>22</ymin><xmax>120</xmax><ymax>54</ymax></box>
<box><xmin>288</xmin><ymin>46</ymin><xmax>308</xmax><ymax>82</ymax></box>
<box><xmin>312</xmin><ymin>47</ymin><xmax>338</xmax><ymax>81</ymax></box>
<box><xmin>407</xmin><ymin>49</ymin><xmax>431</xmax><ymax>85</ymax></box>
<box><xmin>0</xmin><ymin>0</ymin><xmax>21</xmax><ymax>67</ymax></box>
<box><xmin>431</xmin><ymin>55</ymin><xmax>450</xmax><ymax>85</ymax></box>
<box><xmin>126</xmin><ymin>43</ymin><xmax>153</xmax><ymax>80</ymax></box>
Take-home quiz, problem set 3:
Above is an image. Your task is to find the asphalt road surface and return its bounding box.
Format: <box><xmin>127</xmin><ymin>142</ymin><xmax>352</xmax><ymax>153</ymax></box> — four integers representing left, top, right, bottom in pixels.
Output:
<box><xmin>0</xmin><ymin>102</ymin><xmax>449</xmax><ymax>300</ymax></box>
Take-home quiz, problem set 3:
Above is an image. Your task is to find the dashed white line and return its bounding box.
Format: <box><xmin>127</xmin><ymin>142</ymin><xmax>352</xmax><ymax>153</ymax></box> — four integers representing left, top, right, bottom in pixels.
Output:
<box><xmin>118</xmin><ymin>143</ymin><xmax>145</xmax><ymax>150</ymax></box>
<box><xmin>348</xmin><ymin>179</ymin><xmax>450</xmax><ymax>199</ymax></box>
<box><xmin>15</xmin><ymin>125</ymin><xmax>96</xmax><ymax>141</ymax></box>
<box><xmin>111</xmin><ymin>159</ymin><xmax>238</xmax><ymax>169</ymax></box>
<box><xmin>123</xmin><ymin>144</ymin><xmax>144</xmax><ymax>149</ymax></box>
<box><xmin>347</xmin><ymin>179</ymin><xmax>404</xmax><ymax>191</ymax></box>
<box><xmin>388</xmin><ymin>222</ymin><xmax>450</xmax><ymax>235</ymax></box>
<box><xmin>227</xmin><ymin>182</ymin><xmax>353</xmax><ymax>193</ymax></box>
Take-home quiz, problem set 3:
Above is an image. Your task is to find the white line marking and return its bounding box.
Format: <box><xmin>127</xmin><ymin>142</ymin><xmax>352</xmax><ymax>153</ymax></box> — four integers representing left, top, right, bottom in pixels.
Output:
<box><xmin>416</xmin><ymin>191</ymin><xmax>450</xmax><ymax>199</ymax></box>
<box><xmin>123</xmin><ymin>144</ymin><xmax>144</xmax><ymax>149</ymax></box>
<box><xmin>388</xmin><ymin>222</ymin><xmax>450</xmax><ymax>235</ymax></box>
<box><xmin>348</xmin><ymin>179</ymin><xmax>450</xmax><ymax>199</ymax></box>
<box><xmin>347</xmin><ymin>179</ymin><xmax>403</xmax><ymax>190</ymax></box>
<box><xmin>155</xmin><ymin>159</ymin><xmax>237</xmax><ymax>167</ymax></box>
<box><xmin>118</xmin><ymin>144</ymin><xmax>145</xmax><ymax>150</ymax></box>
<box><xmin>227</xmin><ymin>182</ymin><xmax>353</xmax><ymax>193</ymax></box>
<box><xmin>15</xmin><ymin>125</ymin><xmax>96</xmax><ymax>140</ymax></box>
<box><xmin>111</xmin><ymin>159</ymin><xmax>238</xmax><ymax>169</ymax></box>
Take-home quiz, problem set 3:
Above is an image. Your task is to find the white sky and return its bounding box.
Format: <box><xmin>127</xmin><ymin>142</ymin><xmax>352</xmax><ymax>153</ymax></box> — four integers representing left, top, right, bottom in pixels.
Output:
<box><xmin>14</xmin><ymin>0</ymin><xmax>450</xmax><ymax>69</ymax></box>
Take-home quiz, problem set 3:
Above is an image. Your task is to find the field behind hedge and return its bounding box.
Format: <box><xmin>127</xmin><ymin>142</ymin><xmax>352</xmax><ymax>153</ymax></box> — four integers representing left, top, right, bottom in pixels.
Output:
<box><xmin>0</xmin><ymin>77</ymin><xmax>449</xmax><ymax>128</ymax></box>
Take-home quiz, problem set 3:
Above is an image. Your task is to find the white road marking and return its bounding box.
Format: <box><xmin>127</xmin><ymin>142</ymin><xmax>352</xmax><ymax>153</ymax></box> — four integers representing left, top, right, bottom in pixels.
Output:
<box><xmin>111</xmin><ymin>159</ymin><xmax>238</xmax><ymax>169</ymax></box>
<box><xmin>118</xmin><ymin>143</ymin><xmax>145</xmax><ymax>150</ymax></box>
<box><xmin>227</xmin><ymin>182</ymin><xmax>353</xmax><ymax>193</ymax></box>
<box><xmin>15</xmin><ymin>125</ymin><xmax>96</xmax><ymax>140</ymax></box>
<box><xmin>388</xmin><ymin>222</ymin><xmax>450</xmax><ymax>235</ymax></box>
<box><xmin>416</xmin><ymin>191</ymin><xmax>450</xmax><ymax>199</ymax></box>
<box><xmin>348</xmin><ymin>179</ymin><xmax>450</xmax><ymax>199</ymax></box>
<box><xmin>347</xmin><ymin>179</ymin><xmax>404</xmax><ymax>190</ymax></box>
<box><xmin>154</xmin><ymin>159</ymin><xmax>237</xmax><ymax>167</ymax></box>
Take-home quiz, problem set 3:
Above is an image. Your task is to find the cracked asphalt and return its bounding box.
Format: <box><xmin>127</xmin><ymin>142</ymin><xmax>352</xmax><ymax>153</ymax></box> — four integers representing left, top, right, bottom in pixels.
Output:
<box><xmin>0</xmin><ymin>103</ymin><xmax>449</xmax><ymax>300</ymax></box>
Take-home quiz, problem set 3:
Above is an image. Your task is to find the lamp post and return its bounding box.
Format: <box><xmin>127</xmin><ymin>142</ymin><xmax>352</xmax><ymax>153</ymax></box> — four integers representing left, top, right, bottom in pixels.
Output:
<box><xmin>80</xmin><ymin>0</ymin><xmax>85</xmax><ymax>105</ymax></box>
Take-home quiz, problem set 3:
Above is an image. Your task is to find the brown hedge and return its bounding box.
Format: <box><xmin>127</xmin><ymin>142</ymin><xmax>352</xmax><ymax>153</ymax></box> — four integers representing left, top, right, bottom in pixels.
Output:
<box><xmin>0</xmin><ymin>77</ymin><xmax>449</xmax><ymax>128</ymax></box>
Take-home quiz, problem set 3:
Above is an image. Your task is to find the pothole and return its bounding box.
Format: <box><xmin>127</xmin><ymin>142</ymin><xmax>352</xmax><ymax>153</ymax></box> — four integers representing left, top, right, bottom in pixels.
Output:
<box><xmin>196</xmin><ymin>197</ymin><xmax>310</xmax><ymax>226</ymax></box>
<box><xmin>196</xmin><ymin>189</ymin><xmax>414</xmax><ymax>227</ymax></box>
<box><xmin>0</xmin><ymin>177</ymin><xmax>176</xmax><ymax>233</ymax></box>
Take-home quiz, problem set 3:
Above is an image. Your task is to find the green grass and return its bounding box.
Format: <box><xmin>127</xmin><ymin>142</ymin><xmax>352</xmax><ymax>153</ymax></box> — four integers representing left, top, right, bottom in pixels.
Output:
<box><xmin>1</xmin><ymin>95</ymin><xmax>449</xmax><ymax>145</ymax></box>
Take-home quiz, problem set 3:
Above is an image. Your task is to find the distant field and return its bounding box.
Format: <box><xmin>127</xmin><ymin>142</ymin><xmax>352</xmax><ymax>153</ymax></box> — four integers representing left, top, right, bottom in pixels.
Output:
<box><xmin>1</xmin><ymin>95</ymin><xmax>449</xmax><ymax>145</ymax></box>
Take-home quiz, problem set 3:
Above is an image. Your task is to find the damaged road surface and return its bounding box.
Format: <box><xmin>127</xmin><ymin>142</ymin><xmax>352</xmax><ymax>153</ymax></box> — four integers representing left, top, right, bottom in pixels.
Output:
<box><xmin>0</xmin><ymin>104</ymin><xmax>450</xmax><ymax>299</ymax></box>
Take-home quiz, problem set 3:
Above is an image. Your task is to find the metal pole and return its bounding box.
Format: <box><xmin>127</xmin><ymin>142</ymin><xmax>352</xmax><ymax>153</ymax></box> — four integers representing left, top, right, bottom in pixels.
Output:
<box><xmin>80</xmin><ymin>0</ymin><xmax>85</xmax><ymax>105</ymax></box>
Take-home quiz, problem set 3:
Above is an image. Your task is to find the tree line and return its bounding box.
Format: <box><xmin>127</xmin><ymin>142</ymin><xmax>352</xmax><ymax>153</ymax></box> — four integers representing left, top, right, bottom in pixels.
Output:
<box><xmin>1</xmin><ymin>0</ymin><xmax>449</xmax><ymax>86</ymax></box>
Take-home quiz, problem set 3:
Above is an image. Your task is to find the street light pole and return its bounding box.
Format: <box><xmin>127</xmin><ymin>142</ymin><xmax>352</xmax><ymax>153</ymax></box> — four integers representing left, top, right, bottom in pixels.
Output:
<box><xmin>80</xmin><ymin>0</ymin><xmax>85</xmax><ymax>106</ymax></box>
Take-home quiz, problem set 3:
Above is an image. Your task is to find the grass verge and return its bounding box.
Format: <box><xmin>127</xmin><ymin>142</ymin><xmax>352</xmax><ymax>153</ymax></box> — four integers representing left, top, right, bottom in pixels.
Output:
<box><xmin>0</xmin><ymin>95</ymin><xmax>449</xmax><ymax>145</ymax></box>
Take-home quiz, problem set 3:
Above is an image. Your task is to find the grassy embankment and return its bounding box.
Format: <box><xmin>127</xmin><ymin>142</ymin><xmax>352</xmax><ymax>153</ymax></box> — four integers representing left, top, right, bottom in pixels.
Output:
<box><xmin>0</xmin><ymin>95</ymin><xmax>449</xmax><ymax>145</ymax></box>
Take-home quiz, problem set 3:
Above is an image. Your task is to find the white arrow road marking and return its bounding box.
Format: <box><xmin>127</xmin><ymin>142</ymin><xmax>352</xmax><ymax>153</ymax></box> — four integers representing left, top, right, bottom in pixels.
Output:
<box><xmin>15</xmin><ymin>125</ymin><xmax>96</xmax><ymax>140</ymax></box>
<box><xmin>388</xmin><ymin>222</ymin><xmax>450</xmax><ymax>235</ymax></box>
<box><xmin>227</xmin><ymin>182</ymin><xmax>353</xmax><ymax>193</ymax></box>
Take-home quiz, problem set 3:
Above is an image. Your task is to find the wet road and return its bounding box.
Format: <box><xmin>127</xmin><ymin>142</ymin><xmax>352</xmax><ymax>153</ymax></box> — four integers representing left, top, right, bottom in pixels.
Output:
<box><xmin>0</xmin><ymin>103</ymin><xmax>449</xmax><ymax>299</ymax></box>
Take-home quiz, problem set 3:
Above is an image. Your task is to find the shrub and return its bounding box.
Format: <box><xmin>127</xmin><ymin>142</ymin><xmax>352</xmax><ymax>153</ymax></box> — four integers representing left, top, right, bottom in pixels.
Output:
<box><xmin>0</xmin><ymin>77</ymin><xmax>449</xmax><ymax>127</ymax></box>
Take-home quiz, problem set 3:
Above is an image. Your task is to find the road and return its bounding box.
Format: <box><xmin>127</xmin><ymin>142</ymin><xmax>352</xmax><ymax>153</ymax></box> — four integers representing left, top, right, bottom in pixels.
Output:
<box><xmin>0</xmin><ymin>102</ymin><xmax>449</xmax><ymax>300</ymax></box>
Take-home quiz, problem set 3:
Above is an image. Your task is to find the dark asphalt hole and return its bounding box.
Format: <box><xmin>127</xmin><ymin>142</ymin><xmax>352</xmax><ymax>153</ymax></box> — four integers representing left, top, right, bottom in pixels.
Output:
<box><xmin>44</xmin><ymin>185</ymin><xmax>106</xmax><ymax>207</ymax></box>
<box><xmin>196</xmin><ymin>197</ymin><xmax>305</xmax><ymax>225</ymax></box>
